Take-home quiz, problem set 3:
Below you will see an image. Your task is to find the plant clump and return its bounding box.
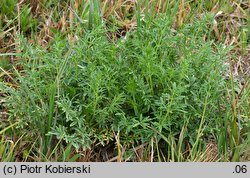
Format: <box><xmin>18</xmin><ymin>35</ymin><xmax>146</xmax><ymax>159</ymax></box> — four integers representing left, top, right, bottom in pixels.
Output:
<box><xmin>1</xmin><ymin>14</ymin><xmax>236</xmax><ymax>160</ymax></box>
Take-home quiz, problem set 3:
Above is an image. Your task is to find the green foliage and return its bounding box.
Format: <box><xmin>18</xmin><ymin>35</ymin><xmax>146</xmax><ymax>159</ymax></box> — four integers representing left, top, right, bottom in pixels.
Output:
<box><xmin>20</xmin><ymin>4</ymin><xmax>38</xmax><ymax>34</ymax></box>
<box><xmin>0</xmin><ymin>0</ymin><xmax>17</xmax><ymax>16</ymax></box>
<box><xmin>2</xmin><ymin>14</ymin><xmax>235</xmax><ymax>155</ymax></box>
<box><xmin>0</xmin><ymin>122</ymin><xmax>20</xmax><ymax>161</ymax></box>
<box><xmin>0</xmin><ymin>1</ymin><xmax>37</xmax><ymax>34</ymax></box>
<box><xmin>0</xmin><ymin>0</ymin><xmax>17</xmax><ymax>31</ymax></box>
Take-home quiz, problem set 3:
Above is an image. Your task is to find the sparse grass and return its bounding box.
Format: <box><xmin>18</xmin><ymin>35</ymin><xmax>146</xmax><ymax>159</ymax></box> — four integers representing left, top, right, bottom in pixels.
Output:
<box><xmin>0</xmin><ymin>0</ymin><xmax>249</xmax><ymax>162</ymax></box>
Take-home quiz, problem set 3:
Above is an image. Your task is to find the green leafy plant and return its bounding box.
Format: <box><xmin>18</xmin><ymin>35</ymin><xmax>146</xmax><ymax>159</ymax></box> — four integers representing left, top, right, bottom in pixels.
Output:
<box><xmin>3</xmin><ymin>13</ymin><xmax>246</xmax><ymax>162</ymax></box>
